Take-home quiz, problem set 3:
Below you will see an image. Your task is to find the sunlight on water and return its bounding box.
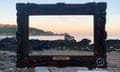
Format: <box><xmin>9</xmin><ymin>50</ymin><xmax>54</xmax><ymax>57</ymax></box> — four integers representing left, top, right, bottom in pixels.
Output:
<box><xmin>29</xmin><ymin>35</ymin><xmax>64</xmax><ymax>41</ymax></box>
<box><xmin>29</xmin><ymin>35</ymin><xmax>93</xmax><ymax>42</ymax></box>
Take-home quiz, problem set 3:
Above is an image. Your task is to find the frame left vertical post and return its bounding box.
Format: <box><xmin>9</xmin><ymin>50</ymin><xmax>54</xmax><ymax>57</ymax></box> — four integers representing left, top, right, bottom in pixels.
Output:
<box><xmin>16</xmin><ymin>4</ymin><xmax>29</xmax><ymax>67</ymax></box>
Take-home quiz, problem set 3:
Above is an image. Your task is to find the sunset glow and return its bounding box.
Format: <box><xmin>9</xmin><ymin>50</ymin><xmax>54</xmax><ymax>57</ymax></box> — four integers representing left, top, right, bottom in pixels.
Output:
<box><xmin>0</xmin><ymin>0</ymin><xmax>120</xmax><ymax>39</ymax></box>
<box><xmin>29</xmin><ymin>15</ymin><xmax>93</xmax><ymax>35</ymax></box>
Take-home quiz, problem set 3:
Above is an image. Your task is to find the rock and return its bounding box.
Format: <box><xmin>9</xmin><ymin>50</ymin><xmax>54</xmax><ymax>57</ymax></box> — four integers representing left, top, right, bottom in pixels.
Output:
<box><xmin>0</xmin><ymin>37</ymin><xmax>17</xmax><ymax>52</ymax></box>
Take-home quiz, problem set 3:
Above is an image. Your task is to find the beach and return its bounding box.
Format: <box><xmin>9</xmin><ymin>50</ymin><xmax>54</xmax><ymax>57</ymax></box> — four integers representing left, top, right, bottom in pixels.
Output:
<box><xmin>0</xmin><ymin>51</ymin><xmax>120</xmax><ymax>72</ymax></box>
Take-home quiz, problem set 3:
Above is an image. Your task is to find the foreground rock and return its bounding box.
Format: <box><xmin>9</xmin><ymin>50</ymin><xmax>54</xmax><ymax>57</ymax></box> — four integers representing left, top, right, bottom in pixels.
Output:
<box><xmin>0</xmin><ymin>51</ymin><xmax>35</xmax><ymax>72</ymax></box>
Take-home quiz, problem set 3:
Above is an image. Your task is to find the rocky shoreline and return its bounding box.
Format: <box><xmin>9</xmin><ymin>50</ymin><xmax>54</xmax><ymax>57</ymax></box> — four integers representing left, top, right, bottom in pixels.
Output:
<box><xmin>0</xmin><ymin>38</ymin><xmax>120</xmax><ymax>72</ymax></box>
<box><xmin>0</xmin><ymin>37</ymin><xmax>120</xmax><ymax>52</ymax></box>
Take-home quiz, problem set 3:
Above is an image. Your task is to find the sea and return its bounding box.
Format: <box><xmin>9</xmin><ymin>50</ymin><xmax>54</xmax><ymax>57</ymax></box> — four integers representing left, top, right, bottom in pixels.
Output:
<box><xmin>0</xmin><ymin>35</ymin><xmax>93</xmax><ymax>42</ymax></box>
<box><xmin>0</xmin><ymin>34</ymin><xmax>120</xmax><ymax>42</ymax></box>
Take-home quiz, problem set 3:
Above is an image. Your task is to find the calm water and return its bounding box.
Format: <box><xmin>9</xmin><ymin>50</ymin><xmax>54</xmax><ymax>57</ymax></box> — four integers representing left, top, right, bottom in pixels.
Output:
<box><xmin>0</xmin><ymin>35</ymin><xmax>15</xmax><ymax>40</ymax></box>
<box><xmin>0</xmin><ymin>35</ymin><xmax>120</xmax><ymax>42</ymax></box>
<box><xmin>0</xmin><ymin>35</ymin><xmax>120</xmax><ymax>43</ymax></box>
<box><xmin>29</xmin><ymin>35</ymin><xmax>93</xmax><ymax>42</ymax></box>
<box><xmin>0</xmin><ymin>35</ymin><xmax>93</xmax><ymax>41</ymax></box>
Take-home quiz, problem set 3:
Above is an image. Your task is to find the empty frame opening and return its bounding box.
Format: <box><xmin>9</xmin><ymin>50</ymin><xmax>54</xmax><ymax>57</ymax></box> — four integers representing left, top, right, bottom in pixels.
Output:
<box><xmin>29</xmin><ymin>15</ymin><xmax>94</xmax><ymax>56</ymax></box>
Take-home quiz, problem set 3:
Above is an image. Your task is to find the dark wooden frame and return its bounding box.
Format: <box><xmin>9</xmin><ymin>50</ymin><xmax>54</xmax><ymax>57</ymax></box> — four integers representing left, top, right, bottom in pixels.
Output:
<box><xmin>16</xmin><ymin>2</ymin><xmax>107</xmax><ymax>68</ymax></box>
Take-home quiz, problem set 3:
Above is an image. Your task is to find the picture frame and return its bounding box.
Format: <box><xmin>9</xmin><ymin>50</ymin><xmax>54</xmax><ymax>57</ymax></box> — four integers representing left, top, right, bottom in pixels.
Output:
<box><xmin>16</xmin><ymin>2</ymin><xmax>107</xmax><ymax>69</ymax></box>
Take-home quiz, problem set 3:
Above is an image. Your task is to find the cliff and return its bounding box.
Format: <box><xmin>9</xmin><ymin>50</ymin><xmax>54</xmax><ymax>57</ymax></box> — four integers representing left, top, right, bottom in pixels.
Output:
<box><xmin>0</xmin><ymin>24</ymin><xmax>54</xmax><ymax>35</ymax></box>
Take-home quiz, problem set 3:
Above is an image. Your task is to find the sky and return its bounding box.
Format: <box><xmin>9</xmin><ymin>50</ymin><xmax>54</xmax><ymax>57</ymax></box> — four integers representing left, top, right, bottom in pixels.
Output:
<box><xmin>29</xmin><ymin>15</ymin><xmax>93</xmax><ymax>35</ymax></box>
<box><xmin>0</xmin><ymin>0</ymin><xmax>120</xmax><ymax>38</ymax></box>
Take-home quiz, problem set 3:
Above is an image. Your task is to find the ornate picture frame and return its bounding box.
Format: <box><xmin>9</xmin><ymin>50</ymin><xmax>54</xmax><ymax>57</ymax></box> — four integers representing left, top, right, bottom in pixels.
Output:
<box><xmin>16</xmin><ymin>2</ymin><xmax>107</xmax><ymax>69</ymax></box>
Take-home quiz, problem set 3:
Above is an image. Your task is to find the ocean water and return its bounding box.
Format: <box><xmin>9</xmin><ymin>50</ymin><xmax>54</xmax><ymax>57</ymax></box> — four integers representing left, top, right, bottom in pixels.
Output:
<box><xmin>0</xmin><ymin>35</ymin><xmax>94</xmax><ymax>42</ymax></box>
<box><xmin>0</xmin><ymin>35</ymin><xmax>15</xmax><ymax>40</ymax></box>
<box><xmin>29</xmin><ymin>35</ymin><xmax>94</xmax><ymax>42</ymax></box>
<box><xmin>0</xmin><ymin>35</ymin><xmax>119</xmax><ymax>41</ymax></box>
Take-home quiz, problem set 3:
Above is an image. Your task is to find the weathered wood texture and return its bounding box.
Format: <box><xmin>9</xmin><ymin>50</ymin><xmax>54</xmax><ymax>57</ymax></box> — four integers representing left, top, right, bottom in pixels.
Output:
<box><xmin>16</xmin><ymin>2</ymin><xmax>107</xmax><ymax>68</ymax></box>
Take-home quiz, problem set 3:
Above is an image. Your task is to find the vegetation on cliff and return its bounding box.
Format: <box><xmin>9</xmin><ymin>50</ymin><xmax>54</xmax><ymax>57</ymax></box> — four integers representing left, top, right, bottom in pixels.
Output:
<box><xmin>0</xmin><ymin>24</ymin><xmax>54</xmax><ymax>35</ymax></box>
